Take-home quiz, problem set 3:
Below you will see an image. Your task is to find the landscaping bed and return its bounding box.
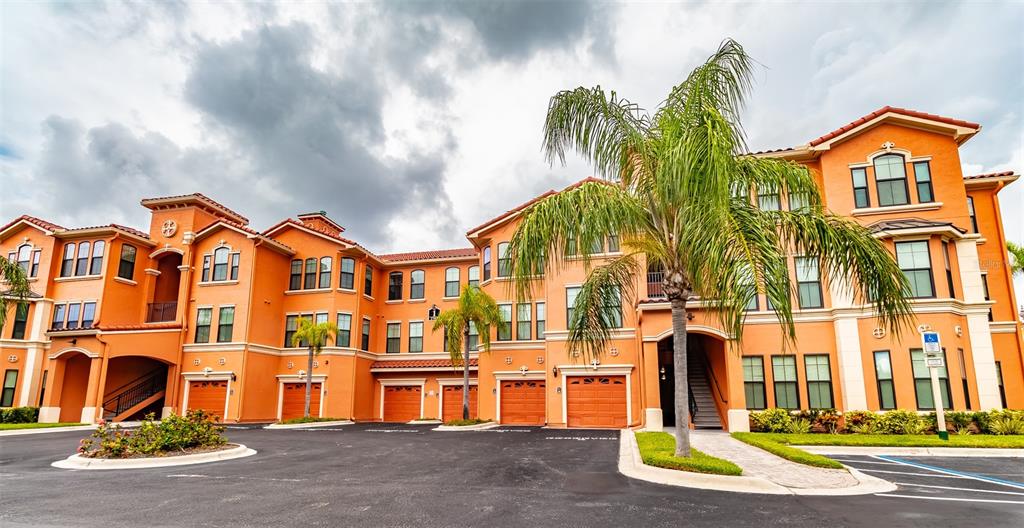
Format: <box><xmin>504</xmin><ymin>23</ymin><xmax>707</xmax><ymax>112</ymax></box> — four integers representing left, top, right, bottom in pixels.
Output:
<box><xmin>743</xmin><ymin>432</ymin><xmax>1024</xmax><ymax>449</ymax></box>
<box><xmin>77</xmin><ymin>410</ymin><xmax>227</xmax><ymax>459</ymax></box>
<box><xmin>443</xmin><ymin>418</ymin><xmax>491</xmax><ymax>427</ymax></box>
<box><xmin>635</xmin><ymin>432</ymin><xmax>742</xmax><ymax>476</ymax></box>
<box><xmin>0</xmin><ymin>422</ymin><xmax>86</xmax><ymax>431</ymax></box>
<box><xmin>731</xmin><ymin>433</ymin><xmax>843</xmax><ymax>469</ymax></box>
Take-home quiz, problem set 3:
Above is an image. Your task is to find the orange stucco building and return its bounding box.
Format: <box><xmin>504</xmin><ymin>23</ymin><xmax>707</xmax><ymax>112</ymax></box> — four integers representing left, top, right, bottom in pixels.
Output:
<box><xmin>1</xmin><ymin>106</ymin><xmax>1021</xmax><ymax>431</ymax></box>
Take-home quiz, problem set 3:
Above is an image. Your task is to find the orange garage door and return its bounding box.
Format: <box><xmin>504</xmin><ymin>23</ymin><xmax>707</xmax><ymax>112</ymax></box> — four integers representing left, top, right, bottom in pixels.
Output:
<box><xmin>281</xmin><ymin>382</ymin><xmax>322</xmax><ymax>421</ymax></box>
<box><xmin>442</xmin><ymin>385</ymin><xmax>478</xmax><ymax>422</ymax></box>
<box><xmin>500</xmin><ymin>380</ymin><xmax>545</xmax><ymax>425</ymax></box>
<box><xmin>187</xmin><ymin>380</ymin><xmax>227</xmax><ymax>421</ymax></box>
<box><xmin>566</xmin><ymin>376</ymin><xmax>627</xmax><ymax>428</ymax></box>
<box><xmin>383</xmin><ymin>385</ymin><xmax>421</xmax><ymax>422</ymax></box>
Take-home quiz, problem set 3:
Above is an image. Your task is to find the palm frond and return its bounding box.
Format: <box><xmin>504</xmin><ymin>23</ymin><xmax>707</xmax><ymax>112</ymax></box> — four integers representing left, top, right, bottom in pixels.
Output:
<box><xmin>0</xmin><ymin>256</ymin><xmax>31</xmax><ymax>328</ymax></box>
<box><xmin>291</xmin><ymin>319</ymin><xmax>338</xmax><ymax>354</ymax></box>
<box><xmin>432</xmin><ymin>286</ymin><xmax>504</xmax><ymax>367</ymax></box>
<box><xmin>566</xmin><ymin>254</ymin><xmax>640</xmax><ymax>363</ymax></box>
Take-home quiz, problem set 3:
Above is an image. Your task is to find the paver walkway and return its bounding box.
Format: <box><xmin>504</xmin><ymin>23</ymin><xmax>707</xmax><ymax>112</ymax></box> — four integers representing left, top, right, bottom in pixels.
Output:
<box><xmin>686</xmin><ymin>430</ymin><xmax>859</xmax><ymax>489</ymax></box>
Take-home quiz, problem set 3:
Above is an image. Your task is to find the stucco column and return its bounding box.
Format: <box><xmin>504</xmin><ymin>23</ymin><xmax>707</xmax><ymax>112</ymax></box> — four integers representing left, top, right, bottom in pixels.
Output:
<box><xmin>18</xmin><ymin>299</ymin><xmax>52</xmax><ymax>407</ymax></box>
<box><xmin>38</xmin><ymin>355</ymin><xmax>67</xmax><ymax>423</ymax></box>
<box><xmin>956</xmin><ymin>239</ymin><xmax>1002</xmax><ymax>409</ymax></box>
<box><xmin>80</xmin><ymin>357</ymin><xmax>103</xmax><ymax>423</ymax></box>
<box><xmin>829</xmin><ymin>277</ymin><xmax>868</xmax><ymax>411</ymax></box>
<box><xmin>641</xmin><ymin>340</ymin><xmax>662</xmax><ymax>431</ymax></box>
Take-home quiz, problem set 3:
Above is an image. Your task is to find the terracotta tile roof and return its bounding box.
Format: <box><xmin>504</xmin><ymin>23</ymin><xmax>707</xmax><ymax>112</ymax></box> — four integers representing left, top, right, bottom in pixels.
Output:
<box><xmin>140</xmin><ymin>192</ymin><xmax>249</xmax><ymax>224</ymax></box>
<box><xmin>378</xmin><ymin>248</ymin><xmax>478</xmax><ymax>262</ymax></box>
<box><xmin>809</xmin><ymin>106</ymin><xmax>980</xmax><ymax>147</ymax></box>
<box><xmin>263</xmin><ymin>218</ymin><xmax>372</xmax><ymax>255</ymax></box>
<box><xmin>964</xmin><ymin>171</ymin><xmax>1016</xmax><ymax>180</ymax></box>
<box><xmin>60</xmin><ymin>223</ymin><xmax>151</xmax><ymax>240</ymax></box>
<box><xmin>465</xmin><ymin>177</ymin><xmax>610</xmax><ymax>236</ymax></box>
<box><xmin>747</xmin><ymin>147</ymin><xmax>797</xmax><ymax>156</ymax></box>
<box><xmin>195</xmin><ymin>219</ymin><xmax>295</xmax><ymax>253</ymax></box>
<box><xmin>371</xmin><ymin>358</ymin><xmax>478</xmax><ymax>369</ymax></box>
<box><xmin>868</xmin><ymin>218</ymin><xmax>965</xmax><ymax>234</ymax></box>
<box><xmin>0</xmin><ymin>214</ymin><xmax>65</xmax><ymax>235</ymax></box>
<box><xmin>96</xmin><ymin>323</ymin><xmax>182</xmax><ymax>331</ymax></box>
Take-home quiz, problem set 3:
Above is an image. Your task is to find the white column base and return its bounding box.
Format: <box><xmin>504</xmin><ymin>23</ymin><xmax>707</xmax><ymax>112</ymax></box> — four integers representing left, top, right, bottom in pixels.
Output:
<box><xmin>644</xmin><ymin>408</ymin><xmax>663</xmax><ymax>431</ymax></box>
<box><xmin>38</xmin><ymin>407</ymin><xmax>61</xmax><ymax>423</ymax></box>
<box><xmin>80</xmin><ymin>406</ymin><xmax>98</xmax><ymax>424</ymax></box>
<box><xmin>161</xmin><ymin>407</ymin><xmax>174</xmax><ymax>419</ymax></box>
<box><xmin>727</xmin><ymin>409</ymin><xmax>750</xmax><ymax>432</ymax></box>
<box><xmin>833</xmin><ymin>317</ymin><xmax>868</xmax><ymax>410</ymax></box>
<box><xmin>966</xmin><ymin>313</ymin><xmax>1003</xmax><ymax>409</ymax></box>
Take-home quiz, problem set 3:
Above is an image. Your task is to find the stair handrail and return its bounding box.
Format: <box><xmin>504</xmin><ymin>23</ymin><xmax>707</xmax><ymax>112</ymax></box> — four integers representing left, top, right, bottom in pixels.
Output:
<box><xmin>102</xmin><ymin>368</ymin><xmax>165</xmax><ymax>401</ymax></box>
<box><xmin>102</xmin><ymin>370</ymin><xmax>166</xmax><ymax>414</ymax></box>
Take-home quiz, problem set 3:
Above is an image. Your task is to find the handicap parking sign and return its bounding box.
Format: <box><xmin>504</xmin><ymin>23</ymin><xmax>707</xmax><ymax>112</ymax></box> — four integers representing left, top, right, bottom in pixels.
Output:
<box><xmin>922</xmin><ymin>331</ymin><xmax>941</xmax><ymax>355</ymax></box>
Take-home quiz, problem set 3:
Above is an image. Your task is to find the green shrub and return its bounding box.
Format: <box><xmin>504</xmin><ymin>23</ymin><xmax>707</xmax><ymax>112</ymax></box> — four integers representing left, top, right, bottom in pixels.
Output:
<box><xmin>788</xmin><ymin>417</ymin><xmax>812</xmax><ymax>434</ymax></box>
<box><xmin>78</xmin><ymin>410</ymin><xmax>226</xmax><ymax>458</ymax></box>
<box><xmin>972</xmin><ymin>411</ymin><xmax>993</xmax><ymax>433</ymax></box>
<box><xmin>989</xmin><ymin>415</ymin><xmax>1024</xmax><ymax>435</ymax></box>
<box><xmin>876</xmin><ymin>409</ymin><xmax>923</xmax><ymax>435</ymax></box>
<box><xmin>444</xmin><ymin>418</ymin><xmax>492</xmax><ymax>426</ymax></box>
<box><xmin>750</xmin><ymin>408</ymin><xmax>793</xmax><ymax>433</ymax></box>
<box><xmin>944</xmin><ymin>411</ymin><xmax>974</xmax><ymax>432</ymax></box>
<box><xmin>0</xmin><ymin>406</ymin><xmax>39</xmax><ymax>423</ymax></box>
<box><xmin>635</xmin><ymin>432</ymin><xmax>742</xmax><ymax>475</ymax></box>
<box><xmin>843</xmin><ymin>410</ymin><xmax>877</xmax><ymax>427</ymax></box>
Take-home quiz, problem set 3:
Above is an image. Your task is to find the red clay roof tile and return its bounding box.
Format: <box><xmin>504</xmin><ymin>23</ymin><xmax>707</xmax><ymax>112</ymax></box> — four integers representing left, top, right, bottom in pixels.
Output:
<box><xmin>140</xmin><ymin>192</ymin><xmax>249</xmax><ymax>224</ymax></box>
<box><xmin>465</xmin><ymin>177</ymin><xmax>610</xmax><ymax>236</ymax></box>
<box><xmin>378</xmin><ymin>248</ymin><xmax>478</xmax><ymax>262</ymax></box>
<box><xmin>0</xmin><ymin>215</ymin><xmax>65</xmax><ymax>236</ymax></box>
<box><xmin>963</xmin><ymin>171</ymin><xmax>1015</xmax><ymax>180</ymax></box>
<box><xmin>808</xmin><ymin>106</ymin><xmax>980</xmax><ymax>147</ymax></box>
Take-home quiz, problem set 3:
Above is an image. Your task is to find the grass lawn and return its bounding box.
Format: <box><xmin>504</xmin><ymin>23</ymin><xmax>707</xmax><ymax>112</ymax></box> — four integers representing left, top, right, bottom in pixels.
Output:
<box><xmin>741</xmin><ymin>432</ymin><xmax>1024</xmax><ymax>449</ymax></box>
<box><xmin>443</xmin><ymin>418</ymin><xmax>492</xmax><ymax>426</ymax></box>
<box><xmin>731</xmin><ymin>433</ymin><xmax>844</xmax><ymax>469</ymax></box>
<box><xmin>279</xmin><ymin>416</ymin><xmax>350</xmax><ymax>425</ymax></box>
<box><xmin>0</xmin><ymin>422</ymin><xmax>86</xmax><ymax>431</ymax></box>
<box><xmin>635</xmin><ymin>432</ymin><xmax>742</xmax><ymax>476</ymax></box>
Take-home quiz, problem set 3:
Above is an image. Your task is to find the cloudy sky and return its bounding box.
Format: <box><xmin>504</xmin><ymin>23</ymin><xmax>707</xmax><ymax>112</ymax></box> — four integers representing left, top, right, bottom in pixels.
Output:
<box><xmin>1</xmin><ymin>2</ymin><xmax>1021</xmax><ymax>266</ymax></box>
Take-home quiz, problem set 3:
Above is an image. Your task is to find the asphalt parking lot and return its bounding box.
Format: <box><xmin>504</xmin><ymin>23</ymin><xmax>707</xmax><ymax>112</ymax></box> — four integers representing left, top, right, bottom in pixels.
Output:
<box><xmin>1</xmin><ymin>424</ymin><xmax>1022</xmax><ymax>527</ymax></box>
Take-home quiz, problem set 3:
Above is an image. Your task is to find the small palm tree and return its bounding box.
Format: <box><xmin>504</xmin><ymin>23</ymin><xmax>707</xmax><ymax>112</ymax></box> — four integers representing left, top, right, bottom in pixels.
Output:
<box><xmin>0</xmin><ymin>255</ymin><xmax>31</xmax><ymax>327</ymax></box>
<box><xmin>509</xmin><ymin>39</ymin><xmax>913</xmax><ymax>457</ymax></box>
<box><xmin>433</xmin><ymin>286</ymin><xmax>504</xmax><ymax>420</ymax></box>
<box><xmin>291</xmin><ymin>318</ymin><xmax>338</xmax><ymax>419</ymax></box>
<box><xmin>1008</xmin><ymin>241</ymin><xmax>1024</xmax><ymax>277</ymax></box>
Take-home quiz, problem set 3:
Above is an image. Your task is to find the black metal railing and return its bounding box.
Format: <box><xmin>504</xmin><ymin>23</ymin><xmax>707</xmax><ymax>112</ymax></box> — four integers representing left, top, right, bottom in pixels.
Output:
<box><xmin>647</xmin><ymin>270</ymin><xmax>665</xmax><ymax>298</ymax></box>
<box><xmin>102</xmin><ymin>370</ymin><xmax>166</xmax><ymax>418</ymax></box>
<box><xmin>146</xmin><ymin>302</ymin><xmax>177</xmax><ymax>323</ymax></box>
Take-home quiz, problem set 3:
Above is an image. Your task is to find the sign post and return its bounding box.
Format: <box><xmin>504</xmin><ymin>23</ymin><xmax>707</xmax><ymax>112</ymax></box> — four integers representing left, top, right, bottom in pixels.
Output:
<box><xmin>921</xmin><ymin>331</ymin><xmax>948</xmax><ymax>440</ymax></box>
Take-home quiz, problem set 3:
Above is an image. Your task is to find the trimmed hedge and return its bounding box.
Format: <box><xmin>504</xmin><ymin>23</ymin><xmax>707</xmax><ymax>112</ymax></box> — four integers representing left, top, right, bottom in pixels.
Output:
<box><xmin>746</xmin><ymin>432</ymin><xmax>1024</xmax><ymax>449</ymax></box>
<box><xmin>635</xmin><ymin>432</ymin><xmax>742</xmax><ymax>476</ymax></box>
<box><xmin>0</xmin><ymin>406</ymin><xmax>39</xmax><ymax>424</ymax></box>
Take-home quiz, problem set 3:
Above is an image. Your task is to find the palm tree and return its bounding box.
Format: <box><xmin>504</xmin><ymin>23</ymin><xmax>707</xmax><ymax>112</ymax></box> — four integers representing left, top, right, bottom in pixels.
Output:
<box><xmin>291</xmin><ymin>318</ymin><xmax>338</xmax><ymax>419</ymax></box>
<box><xmin>0</xmin><ymin>255</ymin><xmax>31</xmax><ymax>327</ymax></box>
<box><xmin>433</xmin><ymin>286</ymin><xmax>504</xmax><ymax>421</ymax></box>
<box><xmin>1008</xmin><ymin>241</ymin><xmax>1024</xmax><ymax>277</ymax></box>
<box><xmin>508</xmin><ymin>39</ymin><xmax>914</xmax><ymax>457</ymax></box>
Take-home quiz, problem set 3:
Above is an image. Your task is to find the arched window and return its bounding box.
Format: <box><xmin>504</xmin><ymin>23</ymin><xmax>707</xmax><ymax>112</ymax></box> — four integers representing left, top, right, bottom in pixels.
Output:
<box><xmin>15</xmin><ymin>244</ymin><xmax>31</xmax><ymax>273</ymax></box>
<box><xmin>444</xmin><ymin>267</ymin><xmax>460</xmax><ymax>297</ymax></box>
<box><xmin>90</xmin><ymin>241</ymin><xmax>105</xmax><ymax>275</ymax></box>
<box><xmin>303</xmin><ymin>257</ymin><xmax>317</xmax><ymax>289</ymax></box>
<box><xmin>319</xmin><ymin>257</ymin><xmax>332</xmax><ymax>289</ymax></box>
<box><xmin>213</xmin><ymin>247</ymin><xmax>230</xmax><ymax>281</ymax></box>
<box><xmin>873</xmin><ymin>154</ymin><xmax>909</xmax><ymax>207</ymax></box>
<box><xmin>482</xmin><ymin>247</ymin><xmax>492</xmax><ymax>281</ymax></box>
<box><xmin>388</xmin><ymin>271</ymin><xmax>403</xmax><ymax>301</ymax></box>
<box><xmin>75</xmin><ymin>241</ymin><xmax>91</xmax><ymax>276</ymax></box>
<box><xmin>339</xmin><ymin>257</ymin><xmax>356</xmax><ymax>290</ymax></box>
<box><xmin>61</xmin><ymin>243</ymin><xmax>76</xmax><ymax>277</ymax></box>
<box><xmin>468</xmin><ymin>265</ymin><xmax>480</xmax><ymax>288</ymax></box>
<box><xmin>410</xmin><ymin>269</ymin><xmax>425</xmax><ymax>299</ymax></box>
<box><xmin>289</xmin><ymin>259</ymin><xmax>302</xmax><ymax>290</ymax></box>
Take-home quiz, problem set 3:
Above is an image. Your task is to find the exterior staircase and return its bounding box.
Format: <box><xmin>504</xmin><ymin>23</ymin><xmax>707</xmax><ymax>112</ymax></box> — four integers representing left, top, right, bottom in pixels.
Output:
<box><xmin>688</xmin><ymin>352</ymin><xmax>723</xmax><ymax>429</ymax></box>
<box><xmin>102</xmin><ymin>370</ymin><xmax>166</xmax><ymax>422</ymax></box>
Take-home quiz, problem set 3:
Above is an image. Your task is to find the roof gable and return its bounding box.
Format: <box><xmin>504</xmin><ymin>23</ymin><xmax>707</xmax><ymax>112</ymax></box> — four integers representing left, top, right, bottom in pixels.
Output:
<box><xmin>808</xmin><ymin>106</ymin><xmax>980</xmax><ymax>150</ymax></box>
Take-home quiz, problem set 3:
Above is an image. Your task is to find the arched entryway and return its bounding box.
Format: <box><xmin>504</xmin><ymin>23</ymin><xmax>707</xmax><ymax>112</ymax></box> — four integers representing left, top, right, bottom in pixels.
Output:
<box><xmin>101</xmin><ymin>356</ymin><xmax>169</xmax><ymax>422</ymax></box>
<box><xmin>657</xmin><ymin>332</ymin><xmax>728</xmax><ymax>429</ymax></box>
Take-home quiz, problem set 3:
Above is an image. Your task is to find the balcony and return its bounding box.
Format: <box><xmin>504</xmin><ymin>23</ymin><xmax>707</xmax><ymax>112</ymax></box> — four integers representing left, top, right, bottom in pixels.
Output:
<box><xmin>647</xmin><ymin>270</ymin><xmax>665</xmax><ymax>299</ymax></box>
<box><xmin>146</xmin><ymin>302</ymin><xmax>177</xmax><ymax>323</ymax></box>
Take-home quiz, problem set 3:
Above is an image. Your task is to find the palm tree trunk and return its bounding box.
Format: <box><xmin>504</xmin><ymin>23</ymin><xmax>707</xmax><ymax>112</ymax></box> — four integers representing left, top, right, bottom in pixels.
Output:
<box><xmin>462</xmin><ymin>326</ymin><xmax>470</xmax><ymax>420</ymax></box>
<box><xmin>304</xmin><ymin>345</ymin><xmax>314</xmax><ymax>418</ymax></box>
<box><xmin>670</xmin><ymin>297</ymin><xmax>691</xmax><ymax>457</ymax></box>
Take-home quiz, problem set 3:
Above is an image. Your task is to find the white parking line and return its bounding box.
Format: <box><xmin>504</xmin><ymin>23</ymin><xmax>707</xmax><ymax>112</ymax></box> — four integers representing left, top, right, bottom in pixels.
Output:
<box><xmin>892</xmin><ymin>482</ymin><xmax>1024</xmax><ymax>496</ymax></box>
<box><xmin>857</xmin><ymin>468</ymin><xmax>967</xmax><ymax>479</ymax></box>
<box><xmin>873</xmin><ymin>455</ymin><xmax>1024</xmax><ymax>490</ymax></box>
<box><xmin>832</xmin><ymin>459</ymin><xmax>901</xmax><ymax>466</ymax></box>
<box><xmin>876</xmin><ymin>494</ymin><xmax>1024</xmax><ymax>505</ymax></box>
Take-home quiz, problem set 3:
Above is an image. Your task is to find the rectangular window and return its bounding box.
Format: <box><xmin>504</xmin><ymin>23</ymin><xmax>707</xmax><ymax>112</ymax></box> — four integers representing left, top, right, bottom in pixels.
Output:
<box><xmin>788</xmin><ymin>191</ymin><xmax>809</xmax><ymax>212</ymax></box>
<box><xmin>303</xmin><ymin>258</ymin><xmax>317</xmax><ymax>289</ymax></box>
<box><xmin>911</xmin><ymin>348</ymin><xmax>951</xmax><ymax>410</ymax></box>
<box><xmin>318</xmin><ymin>257</ymin><xmax>332</xmax><ymax>289</ymax></box>
<box><xmin>230</xmin><ymin>253</ymin><xmax>240</xmax><ymax>281</ymax></box>
<box><xmin>212</xmin><ymin>249</ymin><xmax>229</xmax><ymax>282</ymax></box>
<box><xmin>409</xmin><ymin>322</ymin><xmax>423</xmax><ymax>353</ymax></box>
<box><xmin>202</xmin><ymin>255</ymin><xmax>212</xmax><ymax>283</ymax></box>
<box><xmin>942</xmin><ymin>241</ymin><xmax>955</xmax><ymax>298</ymax></box>
<box><xmin>913</xmin><ymin>161</ymin><xmax>934</xmax><ymax>203</ymax></box>
<box><xmin>996</xmin><ymin>361</ymin><xmax>1007</xmax><ymax>408</ymax></box>
<box><xmin>966</xmin><ymin>196</ymin><xmax>978</xmax><ymax>233</ymax></box>
<box><xmin>467</xmin><ymin>321</ymin><xmax>479</xmax><ymax>351</ymax></box>
<box><xmin>804</xmin><ymin>355</ymin><xmax>833</xmax><ymax>409</ymax></box>
<box><xmin>757</xmin><ymin>184</ymin><xmax>780</xmax><ymax>211</ymax></box>
<box><xmin>771</xmin><ymin>355</ymin><xmax>799</xmax><ymax>409</ymax></box>
<box><xmin>196</xmin><ymin>308</ymin><xmax>212</xmax><ymax>343</ymax></box>
<box><xmin>468</xmin><ymin>266</ymin><xmax>479</xmax><ymax>288</ymax></box>
<box><xmin>289</xmin><ymin>259</ymin><xmax>302</xmax><ymax>290</ymax></box>
<box><xmin>497</xmin><ymin>304</ymin><xmax>512</xmax><ymax>341</ymax></box>
<box><xmin>217</xmin><ymin>307</ymin><xmax>234</xmax><ymax>343</ymax></box>
<box><xmin>30</xmin><ymin>250</ymin><xmax>40</xmax><ymax>277</ymax></box>
<box><xmin>536</xmin><ymin>302</ymin><xmax>546</xmax><ymax>339</ymax></box>
<box><xmin>482</xmin><ymin>247</ymin><xmax>492</xmax><ymax>281</ymax></box>
<box><xmin>602</xmin><ymin>286</ymin><xmax>623</xmax><ymax>328</ymax></box>
<box><xmin>388</xmin><ymin>272</ymin><xmax>403</xmax><ymax>301</ymax></box>
<box><xmin>89</xmin><ymin>241</ymin><xmax>105</xmax><ymax>275</ymax></box>
<box><xmin>516</xmin><ymin>303</ymin><xmax>531</xmax><ymax>340</ymax></box>
<box><xmin>336</xmin><ymin>313</ymin><xmax>352</xmax><ymax>347</ymax></box>
<box><xmin>38</xmin><ymin>370</ymin><xmax>47</xmax><ymax>407</ymax></box>
<box><xmin>339</xmin><ymin>258</ymin><xmax>355</xmax><ymax>290</ymax></box>
<box><xmin>895</xmin><ymin>241</ymin><xmax>934</xmax><ymax>298</ymax></box>
<box><xmin>66</xmin><ymin>303</ymin><xmax>81</xmax><ymax>330</ymax></box>
<box><xmin>410</xmin><ymin>270</ymin><xmax>425</xmax><ymax>300</ymax></box>
<box><xmin>497</xmin><ymin>242</ymin><xmax>510</xmax><ymax>277</ymax></box>
<box><xmin>75</xmin><ymin>241</ymin><xmax>90</xmax><ymax>276</ymax></box>
<box><xmin>873</xmin><ymin>351</ymin><xmax>896</xmax><ymax>410</ymax></box>
<box><xmin>60</xmin><ymin>243</ymin><xmax>75</xmax><ymax>277</ymax></box>
<box><xmin>795</xmin><ymin>256</ymin><xmax>823</xmax><ymax>309</ymax></box>
<box><xmin>874</xmin><ymin>154</ymin><xmax>909</xmax><ymax>206</ymax></box>
<box><xmin>283</xmin><ymin>315</ymin><xmax>298</xmax><ymax>348</ymax></box>
<box><xmin>361</xmin><ymin>318</ymin><xmax>371</xmax><ymax>351</ymax></box>
<box><xmin>607</xmin><ymin>234</ymin><xmax>620</xmax><ymax>253</ymax></box>
<box><xmin>51</xmin><ymin>304</ymin><xmax>67</xmax><ymax>331</ymax></box>
<box><xmin>386</xmin><ymin>323</ymin><xmax>401</xmax><ymax>353</ymax></box>
<box><xmin>981</xmin><ymin>273</ymin><xmax>993</xmax><ymax>321</ymax></box>
<box><xmin>566</xmin><ymin>286</ymin><xmax>581</xmax><ymax>329</ymax></box>
<box><xmin>958</xmin><ymin>348</ymin><xmax>971</xmax><ymax>410</ymax></box>
<box><xmin>742</xmin><ymin>356</ymin><xmax>766</xmax><ymax>410</ymax></box>
<box><xmin>364</xmin><ymin>266</ymin><xmax>373</xmax><ymax>296</ymax></box>
<box><xmin>445</xmin><ymin>267</ymin><xmax>460</xmax><ymax>297</ymax></box>
<box><xmin>1</xmin><ymin>370</ymin><xmax>17</xmax><ymax>407</ymax></box>
<box><xmin>81</xmin><ymin>302</ymin><xmax>96</xmax><ymax>329</ymax></box>
<box><xmin>117</xmin><ymin>244</ymin><xmax>137</xmax><ymax>280</ymax></box>
<box><xmin>852</xmin><ymin>168</ymin><xmax>870</xmax><ymax>208</ymax></box>
<box><xmin>11</xmin><ymin>304</ymin><xmax>28</xmax><ymax>340</ymax></box>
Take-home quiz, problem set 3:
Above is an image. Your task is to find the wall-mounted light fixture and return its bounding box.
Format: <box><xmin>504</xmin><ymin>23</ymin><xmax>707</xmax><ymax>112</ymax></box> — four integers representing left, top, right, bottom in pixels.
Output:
<box><xmin>428</xmin><ymin>305</ymin><xmax>441</xmax><ymax>320</ymax></box>
<box><xmin>551</xmin><ymin>366</ymin><xmax>558</xmax><ymax>377</ymax></box>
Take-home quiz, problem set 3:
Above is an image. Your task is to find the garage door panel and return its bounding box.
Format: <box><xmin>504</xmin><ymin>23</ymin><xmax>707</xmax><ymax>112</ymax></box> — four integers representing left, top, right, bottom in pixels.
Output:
<box><xmin>500</xmin><ymin>380</ymin><xmax>545</xmax><ymax>425</ymax></box>
<box><xmin>281</xmin><ymin>382</ymin><xmax>322</xmax><ymax>421</ymax></box>
<box><xmin>383</xmin><ymin>385</ymin><xmax>421</xmax><ymax>422</ymax></box>
<box><xmin>442</xmin><ymin>385</ymin><xmax>478</xmax><ymax>422</ymax></box>
<box><xmin>567</xmin><ymin>376</ymin><xmax>627</xmax><ymax>428</ymax></box>
<box><xmin>187</xmin><ymin>380</ymin><xmax>228</xmax><ymax>421</ymax></box>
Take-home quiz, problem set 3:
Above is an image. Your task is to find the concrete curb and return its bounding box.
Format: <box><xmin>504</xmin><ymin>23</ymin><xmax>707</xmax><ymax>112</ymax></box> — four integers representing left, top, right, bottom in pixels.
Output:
<box><xmin>798</xmin><ymin>445</ymin><xmax>1024</xmax><ymax>457</ymax></box>
<box><xmin>433</xmin><ymin>422</ymin><xmax>500</xmax><ymax>431</ymax></box>
<box><xmin>265</xmin><ymin>420</ymin><xmax>354</xmax><ymax>429</ymax></box>
<box><xmin>51</xmin><ymin>444</ymin><xmax>256</xmax><ymax>470</ymax></box>
<box><xmin>0</xmin><ymin>425</ymin><xmax>96</xmax><ymax>437</ymax></box>
<box><xmin>618</xmin><ymin>432</ymin><xmax>896</xmax><ymax>496</ymax></box>
<box><xmin>408</xmin><ymin>420</ymin><xmax>442</xmax><ymax>425</ymax></box>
